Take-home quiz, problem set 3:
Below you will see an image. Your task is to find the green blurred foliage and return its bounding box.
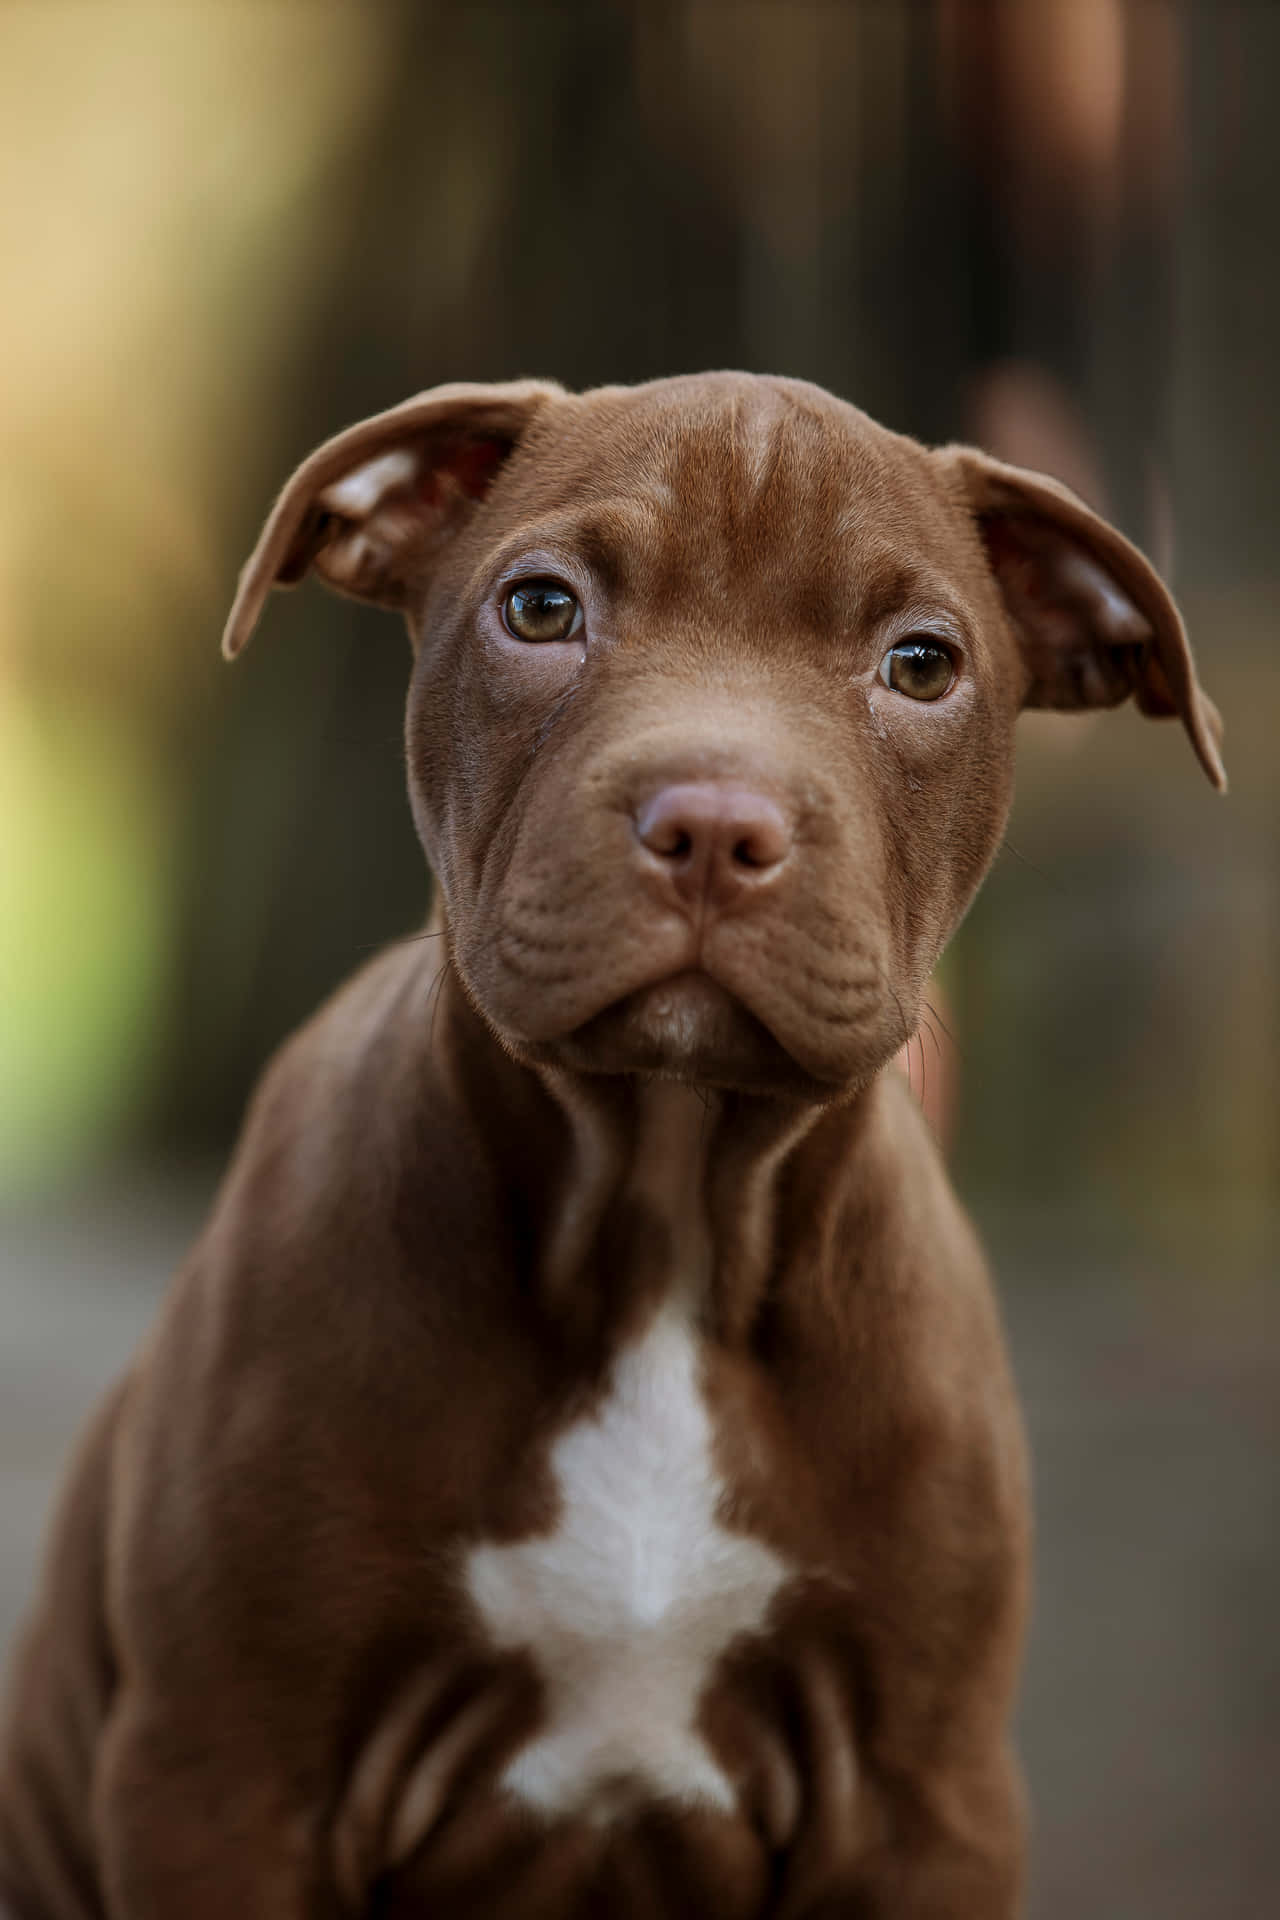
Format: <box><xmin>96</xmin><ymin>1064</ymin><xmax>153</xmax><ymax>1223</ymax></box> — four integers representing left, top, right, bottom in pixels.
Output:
<box><xmin>0</xmin><ymin>0</ymin><xmax>1275</xmax><ymax>1280</ymax></box>
<box><xmin>0</xmin><ymin>695</ymin><xmax>167</xmax><ymax>1185</ymax></box>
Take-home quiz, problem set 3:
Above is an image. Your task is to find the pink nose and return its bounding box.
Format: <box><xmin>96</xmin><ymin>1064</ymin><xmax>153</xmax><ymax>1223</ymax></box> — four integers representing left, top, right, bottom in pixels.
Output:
<box><xmin>633</xmin><ymin>782</ymin><xmax>793</xmax><ymax>908</ymax></box>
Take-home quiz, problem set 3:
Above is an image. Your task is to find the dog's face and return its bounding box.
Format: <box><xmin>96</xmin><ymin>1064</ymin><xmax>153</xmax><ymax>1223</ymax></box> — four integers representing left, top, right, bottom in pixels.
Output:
<box><xmin>402</xmin><ymin>380</ymin><xmax>1021</xmax><ymax>1099</ymax></box>
<box><xmin>225</xmin><ymin>374</ymin><xmax>1223</xmax><ymax>1100</ymax></box>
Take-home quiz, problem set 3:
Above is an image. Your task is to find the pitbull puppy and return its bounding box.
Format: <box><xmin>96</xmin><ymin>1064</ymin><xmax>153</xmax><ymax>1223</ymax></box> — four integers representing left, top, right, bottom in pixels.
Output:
<box><xmin>0</xmin><ymin>374</ymin><xmax>1224</xmax><ymax>1920</ymax></box>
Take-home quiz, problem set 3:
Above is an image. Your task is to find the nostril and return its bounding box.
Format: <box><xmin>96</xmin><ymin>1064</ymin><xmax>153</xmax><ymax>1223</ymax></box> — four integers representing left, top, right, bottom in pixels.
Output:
<box><xmin>635</xmin><ymin>791</ymin><xmax>703</xmax><ymax>862</ymax></box>
<box><xmin>634</xmin><ymin>782</ymin><xmax>793</xmax><ymax>878</ymax></box>
<box><xmin>729</xmin><ymin>804</ymin><xmax>792</xmax><ymax>871</ymax></box>
<box><xmin>637</xmin><ymin>806</ymin><xmax>696</xmax><ymax>861</ymax></box>
<box><xmin>731</xmin><ymin>820</ymin><xmax>789</xmax><ymax>869</ymax></box>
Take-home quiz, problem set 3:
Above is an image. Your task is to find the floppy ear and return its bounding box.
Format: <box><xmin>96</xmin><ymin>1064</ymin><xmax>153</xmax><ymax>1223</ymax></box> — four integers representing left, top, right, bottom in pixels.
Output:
<box><xmin>221</xmin><ymin>379</ymin><xmax>563</xmax><ymax>659</ymax></box>
<box><xmin>947</xmin><ymin>446</ymin><xmax>1226</xmax><ymax>790</ymax></box>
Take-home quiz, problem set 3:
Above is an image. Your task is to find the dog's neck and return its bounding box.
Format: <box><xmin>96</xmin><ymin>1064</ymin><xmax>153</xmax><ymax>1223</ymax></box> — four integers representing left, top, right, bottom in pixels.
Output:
<box><xmin>427</xmin><ymin>949</ymin><xmax>862</xmax><ymax>1351</ymax></box>
<box><xmin>533</xmin><ymin>1071</ymin><xmax>824</xmax><ymax>1345</ymax></box>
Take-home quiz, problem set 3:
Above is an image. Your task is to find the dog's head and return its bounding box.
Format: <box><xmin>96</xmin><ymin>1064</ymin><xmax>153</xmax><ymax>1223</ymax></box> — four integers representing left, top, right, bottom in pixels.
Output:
<box><xmin>225</xmin><ymin>373</ymin><xmax>1224</xmax><ymax>1101</ymax></box>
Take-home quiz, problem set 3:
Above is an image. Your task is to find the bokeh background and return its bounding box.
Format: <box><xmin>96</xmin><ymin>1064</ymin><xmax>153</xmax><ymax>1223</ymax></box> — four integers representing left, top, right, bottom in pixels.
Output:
<box><xmin>1</xmin><ymin>2</ymin><xmax>1276</xmax><ymax>1912</ymax></box>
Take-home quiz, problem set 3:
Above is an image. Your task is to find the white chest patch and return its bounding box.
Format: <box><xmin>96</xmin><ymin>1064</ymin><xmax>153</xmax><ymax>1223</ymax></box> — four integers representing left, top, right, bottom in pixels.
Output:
<box><xmin>465</xmin><ymin>1304</ymin><xmax>789</xmax><ymax>1820</ymax></box>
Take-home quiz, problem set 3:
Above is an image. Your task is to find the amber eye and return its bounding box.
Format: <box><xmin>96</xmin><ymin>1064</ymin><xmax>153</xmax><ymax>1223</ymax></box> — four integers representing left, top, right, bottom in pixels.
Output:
<box><xmin>502</xmin><ymin>580</ymin><xmax>582</xmax><ymax>643</ymax></box>
<box><xmin>878</xmin><ymin>637</ymin><xmax>956</xmax><ymax>701</ymax></box>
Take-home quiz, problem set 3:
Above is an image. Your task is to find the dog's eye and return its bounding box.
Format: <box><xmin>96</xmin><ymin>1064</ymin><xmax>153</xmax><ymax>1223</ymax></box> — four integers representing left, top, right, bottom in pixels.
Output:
<box><xmin>878</xmin><ymin>638</ymin><xmax>956</xmax><ymax>702</ymax></box>
<box><xmin>502</xmin><ymin>580</ymin><xmax>582</xmax><ymax>643</ymax></box>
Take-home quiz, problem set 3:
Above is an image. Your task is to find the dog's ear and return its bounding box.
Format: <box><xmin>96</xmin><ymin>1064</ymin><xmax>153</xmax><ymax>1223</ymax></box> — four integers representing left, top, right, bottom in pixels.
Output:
<box><xmin>221</xmin><ymin>379</ymin><xmax>563</xmax><ymax>659</ymax></box>
<box><xmin>946</xmin><ymin>446</ymin><xmax>1226</xmax><ymax>790</ymax></box>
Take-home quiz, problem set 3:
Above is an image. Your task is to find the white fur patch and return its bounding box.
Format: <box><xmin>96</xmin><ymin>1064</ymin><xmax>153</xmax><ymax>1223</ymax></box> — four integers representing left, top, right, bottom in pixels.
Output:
<box><xmin>466</xmin><ymin>1304</ymin><xmax>788</xmax><ymax>1820</ymax></box>
<box><xmin>320</xmin><ymin>446</ymin><xmax>418</xmax><ymax>517</ymax></box>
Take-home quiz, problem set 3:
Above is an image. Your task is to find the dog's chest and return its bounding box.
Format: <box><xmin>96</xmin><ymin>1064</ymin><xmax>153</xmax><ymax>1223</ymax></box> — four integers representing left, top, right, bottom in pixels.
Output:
<box><xmin>465</xmin><ymin>1304</ymin><xmax>789</xmax><ymax>1820</ymax></box>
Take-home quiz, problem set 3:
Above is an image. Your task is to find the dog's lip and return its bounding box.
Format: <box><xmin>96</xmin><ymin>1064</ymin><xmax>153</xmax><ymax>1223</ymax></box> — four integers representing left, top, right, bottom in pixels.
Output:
<box><xmin>567</xmin><ymin>969</ymin><xmax>772</xmax><ymax>1059</ymax></box>
<box><xmin>612</xmin><ymin>967</ymin><xmax>740</xmax><ymax>1031</ymax></box>
<box><xmin>551</xmin><ymin>966</ymin><xmax>842</xmax><ymax>1095</ymax></box>
<box><xmin>598</xmin><ymin>965</ymin><xmax>758</xmax><ymax>1042</ymax></box>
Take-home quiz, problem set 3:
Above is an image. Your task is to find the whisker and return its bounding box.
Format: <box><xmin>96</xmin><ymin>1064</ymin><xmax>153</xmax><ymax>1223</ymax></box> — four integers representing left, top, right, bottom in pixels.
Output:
<box><xmin>923</xmin><ymin>995</ymin><xmax>966</xmax><ymax>1061</ymax></box>
<box><xmin>355</xmin><ymin>926</ymin><xmax>444</xmax><ymax>961</ymax></box>
<box><xmin>426</xmin><ymin>959</ymin><xmax>449</xmax><ymax>1057</ymax></box>
<box><xmin>917</xmin><ymin>1012</ymin><xmax>944</xmax><ymax>1061</ymax></box>
<box><xmin>886</xmin><ymin>983</ymin><xmax>913</xmax><ymax>1056</ymax></box>
<box><xmin>998</xmin><ymin>836</ymin><xmax>1061</xmax><ymax>892</ymax></box>
<box><xmin>394</xmin><ymin>927</ymin><xmax>448</xmax><ymax>947</ymax></box>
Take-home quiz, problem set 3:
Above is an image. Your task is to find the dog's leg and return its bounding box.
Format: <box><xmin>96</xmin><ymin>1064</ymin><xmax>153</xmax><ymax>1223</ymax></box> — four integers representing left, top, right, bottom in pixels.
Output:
<box><xmin>0</xmin><ymin>1387</ymin><xmax>126</xmax><ymax>1920</ymax></box>
<box><xmin>772</xmin><ymin>1663</ymin><xmax>1025</xmax><ymax>1920</ymax></box>
<box><xmin>93</xmin><ymin>1700</ymin><xmax>328</xmax><ymax>1920</ymax></box>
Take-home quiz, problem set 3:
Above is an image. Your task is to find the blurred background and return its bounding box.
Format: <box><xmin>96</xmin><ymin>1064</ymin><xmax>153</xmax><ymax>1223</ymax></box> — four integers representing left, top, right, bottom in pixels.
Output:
<box><xmin>0</xmin><ymin>2</ymin><xmax>1275</xmax><ymax>1911</ymax></box>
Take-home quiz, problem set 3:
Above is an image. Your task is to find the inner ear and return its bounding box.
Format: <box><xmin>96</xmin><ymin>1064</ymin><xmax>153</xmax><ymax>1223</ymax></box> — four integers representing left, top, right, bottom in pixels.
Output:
<box><xmin>978</xmin><ymin>509</ymin><xmax>1177</xmax><ymax>715</ymax></box>
<box><xmin>281</xmin><ymin>432</ymin><xmax>517</xmax><ymax>610</ymax></box>
<box><xmin>947</xmin><ymin>444</ymin><xmax>1225</xmax><ymax>789</ymax></box>
<box><xmin>221</xmin><ymin>378</ymin><xmax>562</xmax><ymax>659</ymax></box>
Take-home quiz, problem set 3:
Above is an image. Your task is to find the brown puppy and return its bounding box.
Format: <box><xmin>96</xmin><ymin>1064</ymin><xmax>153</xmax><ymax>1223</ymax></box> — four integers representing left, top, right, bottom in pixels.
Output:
<box><xmin>0</xmin><ymin>374</ymin><xmax>1224</xmax><ymax>1920</ymax></box>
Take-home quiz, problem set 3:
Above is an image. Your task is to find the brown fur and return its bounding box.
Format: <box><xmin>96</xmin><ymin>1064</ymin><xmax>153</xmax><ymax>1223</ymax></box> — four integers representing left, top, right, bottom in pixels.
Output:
<box><xmin>0</xmin><ymin>373</ymin><xmax>1222</xmax><ymax>1919</ymax></box>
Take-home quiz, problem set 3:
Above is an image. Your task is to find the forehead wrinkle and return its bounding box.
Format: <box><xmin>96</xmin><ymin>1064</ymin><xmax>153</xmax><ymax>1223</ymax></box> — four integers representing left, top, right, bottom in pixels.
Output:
<box><xmin>610</xmin><ymin>408</ymin><xmax>874</xmax><ymax>631</ymax></box>
<box><xmin>849</xmin><ymin>553</ymin><xmax>968</xmax><ymax>631</ymax></box>
<box><xmin>458</xmin><ymin>497</ymin><xmax>667</xmax><ymax>601</ymax></box>
<box><xmin>598</xmin><ymin>383</ymin><xmax>802</xmax><ymax>528</ymax></box>
<box><xmin>485</xmin><ymin>389</ymin><xmax>968</xmax><ymax>643</ymax></box>
<box><xmin>577</xmin><ymin>493</ymin><xmax>683</xmax><ymax>552</ymax></box>
<box><xmin>723</xmin><ymin>385</ymin><xmax>792</xmax><ymax>517</ymax></box>
<box><xmin>575</xmin><ymin>495</ymin><xmax>686</xmax><ymax>602</ymax></box>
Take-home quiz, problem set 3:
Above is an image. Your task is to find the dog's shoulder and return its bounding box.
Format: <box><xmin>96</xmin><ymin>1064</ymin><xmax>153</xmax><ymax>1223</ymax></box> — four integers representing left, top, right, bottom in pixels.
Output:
<box><xmin>135</xmin><ymin>939</ymin><xmax>474</xmax><ymax>1403</ymax></box>
<box><xmin>249</xmin><ymin>936</ymin><xmax>442</xmax><ymax>1134</ymax></box>
<box><xmin>215</xmin><ymin>939</ymin><xmax>448</xmax><ymax>1231</ymax></box>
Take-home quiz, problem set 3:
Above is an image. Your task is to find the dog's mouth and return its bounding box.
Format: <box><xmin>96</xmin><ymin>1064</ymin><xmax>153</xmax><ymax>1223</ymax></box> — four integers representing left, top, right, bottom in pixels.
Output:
<box><xmin>551</xmin><ymin>970</ymin><xmax>831</xmax><ymax>1096</ymax></box>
